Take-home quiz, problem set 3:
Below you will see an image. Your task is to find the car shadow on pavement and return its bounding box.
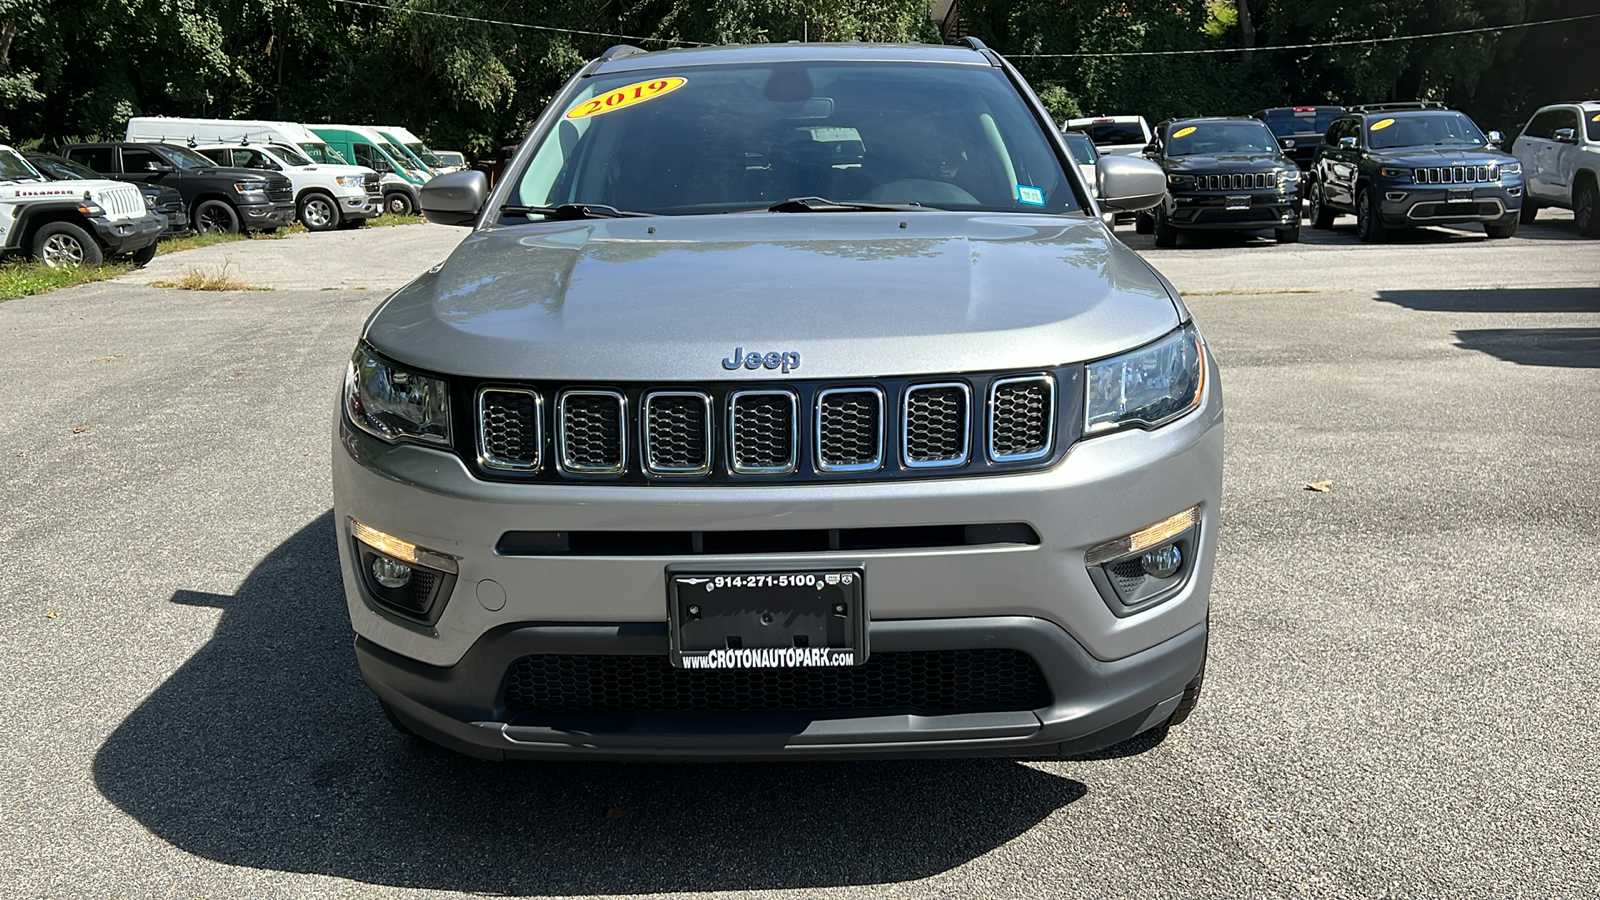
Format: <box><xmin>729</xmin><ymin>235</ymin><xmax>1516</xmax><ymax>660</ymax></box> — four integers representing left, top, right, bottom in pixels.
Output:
<box><xmin>93</xmin><ymin>512</ymin><xmax>1087</xmax><ymax>894</ymax></box>
<box><xmin>1376</xmin><ymin>286</ymin><xmax>1600</xmax><ymax>314</ymax></box>
<box><xmin>1451</xmin><ymin>328</ymin><xmax>1600</xmax><ymax>368</ymax></box>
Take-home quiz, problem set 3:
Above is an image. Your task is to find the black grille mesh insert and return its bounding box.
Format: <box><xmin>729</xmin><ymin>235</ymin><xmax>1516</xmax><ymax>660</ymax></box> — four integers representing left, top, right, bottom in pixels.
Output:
<box><xmin>905</xmin><ymin>386</ymin><xmax>967</xmax><ymax>463</ymax></box>
<box><xmin>818</xmin><ymin>390</ymin><xmax>882</xmax><ymax>468</ymax></box>
<box><xmin>991</xmin><ymin>380</ymin><xmax>1051</xmax><ymax>459</ymax></box>
<box><xmin>480</xmin><ymin>390</ymin><xmax>540</xmax><ymax>469</ymax></box>
<box><xmin>644</xmin><ymin>394</ymin><xmax>709</xmax><ymax>472</ymax></box>
<box><xmin>731</xmin><ymin>392</ymin><xmax>795</xmax><ymax>471</ymax></box>
<box><xmin>561</xmin><ymin>393</ymin><xmax>623</xmax><ymax>471</ymax></box>
<box><xmin>503</xmin><ymin>650</ymin><xmax>1049</xmax><ymax>713</ymax></box>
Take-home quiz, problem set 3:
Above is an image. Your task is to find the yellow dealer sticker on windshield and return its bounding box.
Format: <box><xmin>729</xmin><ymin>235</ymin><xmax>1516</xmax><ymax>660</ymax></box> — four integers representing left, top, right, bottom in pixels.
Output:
<box><xmin>1370</xmin><ymin>118</ymin><xmax>1396</xmax><ymax>131</ymax></box>
<box><xmin>1593</xmin><ymin>113</ymin><xmax>1600</xmax><ymax>122</ymax></box>
<box><xmin>1172</xmin><ymin>126</ymin><xmax>1197</xmax><ymax>139</ymax></box>
<box><xmin>566</xmin><ymin>77</ymin><xmax>686</xmax><ymax>120</ymax></box>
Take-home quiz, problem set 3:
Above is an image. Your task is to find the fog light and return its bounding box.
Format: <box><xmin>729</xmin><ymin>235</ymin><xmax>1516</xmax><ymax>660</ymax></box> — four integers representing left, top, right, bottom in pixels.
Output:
<box><xmin>371</xmin><ymin>556</ymin><xmax>413</xmax><ymax>589</ymax></box>
<box><xmin>1141</xmin><ymin>543</ymin><xmax>1182</xmax><ymax>579</ymax></box>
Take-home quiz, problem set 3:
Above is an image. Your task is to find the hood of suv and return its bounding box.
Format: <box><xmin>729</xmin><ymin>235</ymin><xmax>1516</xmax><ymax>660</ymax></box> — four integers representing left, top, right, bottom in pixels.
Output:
<box><xmin>1163</xmin><ymin>153</ymin><xmax>1287</xmax><ymax>174</ymax></box>
<box><xmin>365</xmin><ymin>213</ymin><xmax>1185</xmax><ymax>381</ymax></box>
<box><xmin>1368</xmin><ymin>146</ymin><xmax>1517</xmax><ymax>167</ymax></box>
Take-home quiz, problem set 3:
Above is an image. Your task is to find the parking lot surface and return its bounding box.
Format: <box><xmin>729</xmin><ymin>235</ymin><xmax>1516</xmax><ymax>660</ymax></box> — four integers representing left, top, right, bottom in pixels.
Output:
<box><xmin>1</xmin><ymin>215</ymin><xmax>1596</xmax><ymax>899</ymax></box>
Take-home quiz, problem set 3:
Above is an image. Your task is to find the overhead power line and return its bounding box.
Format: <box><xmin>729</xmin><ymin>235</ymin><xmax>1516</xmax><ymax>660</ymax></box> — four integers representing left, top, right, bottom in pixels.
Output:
<box><xmin>327</xmin><ymin>0</ymin><xmax>712</xmax><ymax>46</ymax></box>
<box><xmin>1006</xmin><ymin>12</ymin><xmax>1600</xmax><ymax>58</ymax></box>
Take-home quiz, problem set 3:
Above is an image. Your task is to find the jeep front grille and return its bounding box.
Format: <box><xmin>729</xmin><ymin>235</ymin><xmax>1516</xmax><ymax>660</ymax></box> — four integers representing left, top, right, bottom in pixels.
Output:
<box><xmin>1413</xmin><ymin>165</ymin><xmax>1498</xmax><ymax>185</ymax></box>
<box><xmin>466</xmin><ymin>368</ymin><xmax>1076</xmax><ymax>483</ymax></box>
<box><xmin>729</xmin><ymin>390</ymin><xmax>797</xmax><ymax>473</ymax></box>
<box><xmin>101</xmin><ymin>186</ymin><xmax>145</xmax><ymax>218</ymax></box>
<box><xmin>1196</xmin><ymin>172</ymin><xmax>1274</xmax><ymax>191</ymax></box>
<box><xmin>816</xmin><ymin>388</ymin><xmax>884</xmax><ymax>471</ymax></box>
<box><xmin>558</xmin><ymin>390</ymin><xmax>625</xmax><ymax>474</ymax></box>
<box><xmin>903</xmin><ymin>383</ymin><xmax>970</xmax><ymax>467</ymax></box>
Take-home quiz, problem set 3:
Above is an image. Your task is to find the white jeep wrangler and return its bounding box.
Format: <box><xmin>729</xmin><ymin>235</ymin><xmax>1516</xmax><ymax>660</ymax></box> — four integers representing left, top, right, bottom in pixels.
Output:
<box><xmin>0</xmin><ymin>144</ymin><xmax>164</xmax><ymax>267</ymax></box>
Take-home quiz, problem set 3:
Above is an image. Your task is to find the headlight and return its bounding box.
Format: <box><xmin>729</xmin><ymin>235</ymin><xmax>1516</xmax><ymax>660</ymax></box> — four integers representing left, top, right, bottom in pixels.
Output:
<box><xmin>1278</xmin><ymin>168</ymin><xmax>1301</xmax><ymax>185</ymax></box>
<box><xmin>1085</xmin><ymin>323</ymin><xmax>1206</xmax><ymax>435</ymax></box>
<box><xmin>75</xmin><ymin>203</ymin><xmax>106</xmax><ymax>216</ymax></box>
<box><xmin>233</xmin><ymin>182</ymin><xmax>267</xmax><ymax>195</ymax></box>
<box><xmin>1167</xmin><ymin>174</ymin><xmax>1194</xmax><ymax>188</ymax></box>
<box><xmin>1378</xmin><ymin>166</ymin><xmax>1413</xmax><ymax>183</ymax></box>
<box><xmin>1499</xmin><ymin>162</ymin><xmax>1521</xmax><ymax>176</ymax></box>
<box><xmin>345</xmin><ymin>345</ymin><xmax>451</xmax><ymax>446</ymax></box>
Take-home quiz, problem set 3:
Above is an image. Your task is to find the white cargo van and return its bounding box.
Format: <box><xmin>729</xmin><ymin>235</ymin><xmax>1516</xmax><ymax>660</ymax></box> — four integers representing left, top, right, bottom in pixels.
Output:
<box><xmin>126</xmin><ymin>117</ymin><xmax>381</xmax><ymax>230</ymax></box>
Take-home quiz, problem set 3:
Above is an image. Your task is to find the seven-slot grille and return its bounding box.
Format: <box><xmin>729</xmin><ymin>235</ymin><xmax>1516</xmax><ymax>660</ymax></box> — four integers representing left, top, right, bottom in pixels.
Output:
<box><xmin>558</xmin><ymin>391</ymin><xmax>625</xmax><ymax>473</ymax></box>
<box><xmin>471</xmin><ymin>372</ymin><xmax>1062</xmax><ymax>480</ymax></box>
<box><xmin>98</xmin><ymin>186</ymin><xmax>145</xmax><ymax>218</ymax></box>
<box><xmin>1412</xmin><ymin>164</ymin><xmax>1499</xmax><ymax>185</ymax></box>
<box><xmin>1196</xmin><ymin>172</ymin><xmax>1275</xmax><ymax>191</ymax></box>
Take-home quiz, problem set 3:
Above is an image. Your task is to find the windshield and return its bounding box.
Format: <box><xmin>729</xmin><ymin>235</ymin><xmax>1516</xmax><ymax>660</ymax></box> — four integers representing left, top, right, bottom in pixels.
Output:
<box><xmin>384</xmin><ymin>142</ymin><xmax>421</xmax><ymax>170</ymax></box>
<box><xmin>438</xmin><ymin>152</ymin><xmax>465</xmax><ymax>167</ymax></box>
<box><xmin>25</xmin><ymin>153</ymin><xmax>97</xmax><ymax>180</ymax></box>
<box><xmin>407</xmin><ymin>142</ymin><xmax>445</xmax><ymax>167</ymax></box>
<box><xmin>1259</xmin><ymin>108</ymin><xmax>1342</xmax><ymax>137</ymax></box>
<box><xmin>1061</xmin><ymin>132</ymin><xmax>1098</xmax><ymax>165</ymax></box>
<box><xmin>300</xmin><ymin>142</ymin><xmax>349</xmax><ymax>164</ymax></box>
<box><xmin>0</xmin><ymin>149</ymin><xmax>43</xmax><ymax>181</ymax></box>
<box><xmin>1367</xmin><ymin>112</ymin><xmax>1487</xmax><ymax>149</ymax></box>
<box><xmin>1073</xmin><ymin>122</ymin><xmax>1146</xmax><ymax>146</ymax></box>
<box><xmin>511</xmin><ymin>62</ymin><xmax>1074</xmax><ymax>216</ymax></box>
<box><xmin>269</xmin><ymin>142</ymin><xmax>315</xmax><ymax>165</ymax></box>
<box><xmin>1166</xmin><ymin>121</ymin><xmax>1279</xmax><ymax>156</ymax></box>
<box><xmin>160</xmin><ymin>145</ymin><xmax>220</xmax><ymax>169</ymax></box>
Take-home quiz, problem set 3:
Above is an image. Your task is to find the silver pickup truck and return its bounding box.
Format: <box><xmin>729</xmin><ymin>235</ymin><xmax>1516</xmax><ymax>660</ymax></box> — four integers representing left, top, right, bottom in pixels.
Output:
<box><xmin>333</xmin><ymin>40</ymin><xmax>1222</xmax><ymax>761</ymax></box>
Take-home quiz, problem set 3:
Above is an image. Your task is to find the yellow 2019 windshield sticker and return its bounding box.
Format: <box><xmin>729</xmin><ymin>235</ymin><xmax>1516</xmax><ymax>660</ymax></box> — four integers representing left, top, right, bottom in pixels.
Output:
<box><xmin>1172</xmin><ymin>126</ymin><xmax>1197</xmax><ymax>139</ymax></box>
<box><xmin>1370</xmin><ymin>118</ymin><xmax>1395</xmax><ymax>131</ymax></box>
<box><xmin>1593</xmin><ymin>113</ymin><xmax>1600</xmax><ymax>122</ymax></box>
<box><xmin>566</xmin><ymin>77</ymin><xmax>687</xmax><ymax>120</ymax></box>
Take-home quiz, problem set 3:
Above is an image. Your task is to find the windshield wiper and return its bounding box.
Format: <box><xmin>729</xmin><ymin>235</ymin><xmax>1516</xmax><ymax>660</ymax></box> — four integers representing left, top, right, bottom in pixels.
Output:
<box><xmin>766</xmin><ymin>196</ymin><xmax>934</xmax><ymax>213</ymax></box>
<box><xmin>500</xmin><ymin>203</ymin><xmax>651</xmax><ymax>220</ymax></box>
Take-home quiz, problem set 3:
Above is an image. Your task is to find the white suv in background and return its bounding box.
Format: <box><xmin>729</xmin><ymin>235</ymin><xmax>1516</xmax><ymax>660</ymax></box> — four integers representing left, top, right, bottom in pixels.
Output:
<box><xmin>192</xmin><ymin>143</ymin><xmax>381</xmax><ymax>231</ymax></box>
<box><xmin>1063</xmin><ymin>116</ymin><xmax>1154</xmax><ymax>157</ymax></box>
<box><xmin>1512</xmin><ymin>100</ymin><xmax>1600</xmax><ymax>237</ymax></box>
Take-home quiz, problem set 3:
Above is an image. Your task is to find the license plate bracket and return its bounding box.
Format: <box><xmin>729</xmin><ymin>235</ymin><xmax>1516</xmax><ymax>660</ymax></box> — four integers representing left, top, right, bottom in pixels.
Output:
<box><xmin>1225</xmin><ymin>195</ymin><xmax>1251</xmax><ymax>210</ymax></box>
<box><xmin>667</xmin><ymin>569</ymin><xmax>866</xmax><ymax>668</ymax></box>
<box><xmin>1446</xmin><ymin>188</ymin><xmax>1473</xmax><ymax>203</ymax></box>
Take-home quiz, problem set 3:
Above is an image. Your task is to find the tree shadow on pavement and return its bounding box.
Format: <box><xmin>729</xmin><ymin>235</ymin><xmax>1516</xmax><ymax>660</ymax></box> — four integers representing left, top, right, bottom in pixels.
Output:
<box><xmin>1376</xmin><ymin>287</ymin><xmax>1600</xmax><ymax>314</ymax></box>
<box><xmin>1452</xmin><ymin>328</ymin><xmax>1600</xmax><ymax>367</ymax></box>
<box><xmin>93</xmin><ymin>513</ymin><xmax>1087</xmax><ymax>895</ymax></box>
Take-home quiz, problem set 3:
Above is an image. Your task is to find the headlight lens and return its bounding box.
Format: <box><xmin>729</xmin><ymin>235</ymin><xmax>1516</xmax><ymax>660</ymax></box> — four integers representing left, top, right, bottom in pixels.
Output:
<box><xmin>233</xmin><ymin>182</ymin><xmax>267</xmax><ymax>194</ymax></box>
<box><xmin>1167</xmin><ymin>174</ymin><xmax>1194</xmax><ymax>188</ymax></box>
<box><xmin>1378</xmin><ymin>166</ymin><xmax>1413</xmax><ymax>182</ymax></box>
<box><xmin>1085</xmin><ymin>323</ymin><xmax>1206</xmax><ymax>435</ymax></box>
<box><xmin>1500</xmin><ymin>161</ymin><xmax>1521</xmax><ymax>176</ymax></box>
<box><xmin>345</xmin><ymin>345</ymin><xmax>451</xmax><ymax>446</ymax></box>
<box><xmin>1278</xmin><ymin>168</ymin><xmax>1301</xmax><ymax>185</ymax></box>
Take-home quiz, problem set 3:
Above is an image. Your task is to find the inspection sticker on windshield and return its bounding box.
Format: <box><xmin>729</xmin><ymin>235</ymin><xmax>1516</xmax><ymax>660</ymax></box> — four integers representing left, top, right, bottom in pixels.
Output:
<box><xmin>1172</xmin><ymin>126</ymin><xmax>1197</xmax><ymax>139</ymax></box>
<box><xmin>1017</xmin><ymin>184</ymin><xmax>1045</xmax><ymax>206</ymax></box>
<box><xmin>566</xmin><ymin>77</ymin><xmax>686</xmax><ymax>120</ymax></box>
<box><xmin>1370</xmin><ymin>118</ymin><xmax>1396</xmax><ymax>131</ymax></box>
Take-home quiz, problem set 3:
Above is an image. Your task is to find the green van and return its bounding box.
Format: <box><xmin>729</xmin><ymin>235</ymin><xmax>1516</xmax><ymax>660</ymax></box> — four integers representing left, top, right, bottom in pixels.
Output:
<box><xmin>309</xmin><ymin>125</ymin><xmax>427</xmax><ymax>215</ymax></box>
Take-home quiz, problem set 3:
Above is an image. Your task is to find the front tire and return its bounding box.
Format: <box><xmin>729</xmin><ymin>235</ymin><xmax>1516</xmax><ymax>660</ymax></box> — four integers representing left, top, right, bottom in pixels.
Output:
<box><xmin>1166</xmin><ymin>659</ymin><xmax>1206</xmax><ymax>728</ymax></box>
<box><xmin>33</xmin><ymin>221</ymin><xmax>104</xmax><ymax>268</ymax></box>
<box><xmin>383</xmin><ymin>191</ymin><xmax>414</xmax><ymax>216</ymax></box>
<box><xmin>1355</xmin><ymin>185</ymin><xmax>1387</xmax><ymax>243</ymax></box>
<box><xmin>1275</xmin><ymin>223</ymin><xmax>1301</xmax><ymax>243</ymax></box>
<box><xmin>1153</xmin><ymin>208</ymin><xmax>1178</xmax><ymax>247</ymax></box>
<box><xmin>1484</xmin><ymin>215</ymin><xmax>1518</xmax><ymax>239</ymax></box>
<box><xmin>1308</xmin><ymin>181</ymin><xmax>1335</xmax><ymax>229</ymax></box>
<box><xmin>298</xmin><ymin>192</ymin><xmax>340</xmax><ymax>231</ymax></box>
<box><xmin>129</xmin><ymin>242</ymin><xmax>158</xmax><ymax>267</ymax></box>
<box><xmin>1134</xmin><ymin>210</ymin><xmax>1155</xmax><ymax>235</ymax></box>
<box><xmin>1519</xmin><ymin>199</ymin><xmax>1541</xmax><ymax>224</ymax></box>
<box><xmin>1574</xmin><ymin>179</ymin><xmax>1599</xmax><ymax>237</ymax></box>
<box><xmin>193</xmin><ymin>199</ymin><xmax>241</xmax><ymax>235</ymax></box>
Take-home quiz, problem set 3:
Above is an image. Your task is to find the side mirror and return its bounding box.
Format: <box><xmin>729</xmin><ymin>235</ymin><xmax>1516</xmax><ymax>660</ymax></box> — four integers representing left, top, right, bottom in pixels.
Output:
<box><xmin>1142</xmin><ymin>141</ymin><xmax>1160</xmax><ymax>156</ymax></box>
<box><xmin>1097</xmin><ymin>155</ymin><xmax>1166</xmax><ymax>213</ymax></box>
<box><xmin>419</xmin><ymin>169</ymin><xmax>487</xmax><ymax>226</ymax></box>
<box><xmin>1338</xmin><ymin>136</ymin><xmax>1358</xmax><ymax>150</ymax></box>
<box><xmin>1279</xmin><ymin>137</ymin><xmax>1297</xmax><ymax>149</ymax></box>
<box><xmin>371</xmin><ymin>158</ymin><xmax>393</xmax><ymax>173</ymax></box>
<box><xmin>1552</xmin><ymin>127</ymin><xmax>1577</xmax><ymax>144</ymax></box>
<box><xmin>1486</xmin><ymin>130</ymin><xmax>1505</xmax><ymax>147</ymax></box>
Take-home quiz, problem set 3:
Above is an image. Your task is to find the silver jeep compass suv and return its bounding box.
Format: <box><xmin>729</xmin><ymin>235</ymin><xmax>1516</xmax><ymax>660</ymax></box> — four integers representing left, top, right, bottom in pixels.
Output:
<box><xmin>333</xmin><ymin>40</ymin><xmax>1221</xmax><ymax>760</ymax></box>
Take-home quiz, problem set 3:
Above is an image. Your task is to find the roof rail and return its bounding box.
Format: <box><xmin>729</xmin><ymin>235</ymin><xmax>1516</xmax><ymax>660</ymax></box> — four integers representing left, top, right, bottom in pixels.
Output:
<box><xmin>958</xmin><ymin>36</ymin><xmax>989</xmax><ymax>51</ymax></box>
<box><xmin>597</xmin><ymin>44</ymin><xmax>647</xmax><ymax>62</ymax></box>
<box><xmin>1347</xmin><ymin>101</ymin><xmax>1449</xmax><ymax>114</ymax></box>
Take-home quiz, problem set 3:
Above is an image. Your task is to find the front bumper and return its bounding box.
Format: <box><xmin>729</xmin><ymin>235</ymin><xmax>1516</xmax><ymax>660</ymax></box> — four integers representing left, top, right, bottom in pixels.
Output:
<box><xmin>88</xmin><ymin>212</ymin><xmax>164</xmax><ymax>255</ymax></box>
<box><xmin>344</xmin><ymin>194</ymin><xmax>381</xmax><ymax>221</ymax></box>
<box><xmin>360</xmin><ymin>616</ymin><xmax>1208</xmax><ymax>761</ymax></box>
<box><xmin>239</xmin><ymin>201</ymin><xmax>296</xmax><ymax>229</ymax></box>
<box><xmin>1380</xmin><ymin>183</ymin><xmax>1521</xmax><ymax>226</ymax></box>
<box><xmin>1167</xmin><ymin>190</ymin><xmax>1300</xmax><ymax>230</ymax></box>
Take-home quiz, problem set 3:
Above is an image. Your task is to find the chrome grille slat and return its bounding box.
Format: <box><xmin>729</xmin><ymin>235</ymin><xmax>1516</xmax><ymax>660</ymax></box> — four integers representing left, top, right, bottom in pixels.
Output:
<box><xmin>729</xmin><ymin>390</ymin><xmax>797</xmax><ymax>474</ymax></box>
<box><xmin>816</xmin><ymin>388</ymin><xmax>884</xmax><ymax>472</ymax></box>
<box><xmin>477</xmin><ymin>388</ymin><xmax>542</xmax><ymax>471</ymax></box>
<box><xmin>558</xmin><ymin>390</ymin><xmax>626</xmax><ymax>474</ymax></box>
<box><xmin>643</xmin><ymin>391</ymin><xmax>711</xmax><ymax>475</ymax></box>
<box><xmin>903</xmin><ymin>383</ymin><xmax>970</xmax><ymax>468</ymax></box>
<box><xmin>989</xmin><ymin>375</ymin><xmax>1055</xmax><ymax>462</ymax></box>
<box><xmin>1198</xmin><ymin>172</ymin><xmax>1273</xmax><ymax>191</ymax></box>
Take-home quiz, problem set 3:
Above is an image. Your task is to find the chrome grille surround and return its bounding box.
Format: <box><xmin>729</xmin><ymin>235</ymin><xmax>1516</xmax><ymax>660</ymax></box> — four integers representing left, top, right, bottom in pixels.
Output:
<box><xmin>557</xmin><ymin>390</ymin><xmax>627</xmax><ymax>475</ymax></box>
<box><xmin>816</xmin><ymin>387</ymin><xmax>885</xmax><ymax>472</ymax></box>
<box><xmin>1197</xmin><ymin>172</ymin><xmax>1273</xmax><ymax>191</ymax></box>
<box><xmin>903</xmin><ymin>382</ymin><xmax>971</xmax><ymax>468</ymax></box>
<box><xmin>642</xmin><ymin>391</ymin><xmax>712</xmax><ymax>475</ymax></box>
<box><xmin>1413</xmin><ymin>165</ymin><xmax>1498</xmax><ymax>185</ymax></box>
<box><xmin>477</xmin><ymin>387</ymin><xmax>543</xmax><ymax>471</ymax></box>
<box><xmin>728</xmin><ymin>390</ymin><xmax>798</xmax><ymax>474</ymax></box>
<box><xmin>988</xmin><ymin>374</ymin><xmax>1056</xmax><ymax>463</ymax></box>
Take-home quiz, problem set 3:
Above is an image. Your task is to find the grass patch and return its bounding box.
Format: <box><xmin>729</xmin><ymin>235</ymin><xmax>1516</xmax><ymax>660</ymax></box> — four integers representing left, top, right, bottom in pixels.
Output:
<box><xmin>155</xmin><ymin>222</ymin><xmax>308</xmax><ymax>255</ymax></box>
<box><xmin>365</xmin><ymin>213</ymin><xmax>425</xmax><ymax>228</ymax></box>
<box><xmin>150</xmin><ymin>261</ymin><xmax>271</xmax><ymax>292</ymax></box>
<box><xmin>0</xmin><ymin>260</ymin><xmax>133</xmax><ymax>302</ymax></box>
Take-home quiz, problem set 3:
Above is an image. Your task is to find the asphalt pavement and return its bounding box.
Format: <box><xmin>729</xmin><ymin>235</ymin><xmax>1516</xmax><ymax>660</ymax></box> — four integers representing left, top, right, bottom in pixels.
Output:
<box><xmin>1</xmin><ymin>213</ymin><xmax>1596</xmax><ymax>899</ymax></box>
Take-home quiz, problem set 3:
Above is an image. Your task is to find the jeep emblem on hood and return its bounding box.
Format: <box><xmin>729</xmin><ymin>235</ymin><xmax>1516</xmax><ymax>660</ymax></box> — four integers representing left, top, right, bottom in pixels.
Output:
<box><xmin>722</xmin><ymin>347</ymin><xmax>801</xmax><ymax>374</ymax></box>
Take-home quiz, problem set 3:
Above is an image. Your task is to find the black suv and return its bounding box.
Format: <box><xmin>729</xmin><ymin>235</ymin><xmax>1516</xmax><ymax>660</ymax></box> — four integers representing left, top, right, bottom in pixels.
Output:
<box><xmin>1307</xmin><ymin>102</ymin><xmax>1523</xmax><ymax>242</ymax></box>
<box><xmin>1251</xmin><ymin>106</ymin><xmax>1344</xmax><ymax>171</ymax></box>
<box><xmin>1137</xmin><ymin>116</ymin><xmax>1302</xmax><ymax>247</ymax></box>
<box><xmin>57</xmin><ymin>142</ymin><xmax>295</xmax><ymax>234</ymax></box>
<box><xmin>26</xmin><ymin>152</ymin><xmax>190</xmax><ymax>236</ymax></box>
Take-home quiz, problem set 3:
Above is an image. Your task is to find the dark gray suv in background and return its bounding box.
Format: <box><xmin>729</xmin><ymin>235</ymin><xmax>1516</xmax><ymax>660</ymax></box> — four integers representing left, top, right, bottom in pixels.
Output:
<box><xmin>334</xmin><ymin>40</ymin><xmax>1222</xmax><ymax>761</ymax></box>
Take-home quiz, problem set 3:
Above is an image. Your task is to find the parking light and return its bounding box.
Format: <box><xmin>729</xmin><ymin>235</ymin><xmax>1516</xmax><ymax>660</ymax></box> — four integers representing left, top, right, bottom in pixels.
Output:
<box><xmin>349</xmin><ymin>518</ymin><xmax>459</xmax><ymax>574</ymax></box>
<box><xmin>1085</xmin><ymin>505</ymin><xmax>1200</xmax><ymax>567</ymax></box>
